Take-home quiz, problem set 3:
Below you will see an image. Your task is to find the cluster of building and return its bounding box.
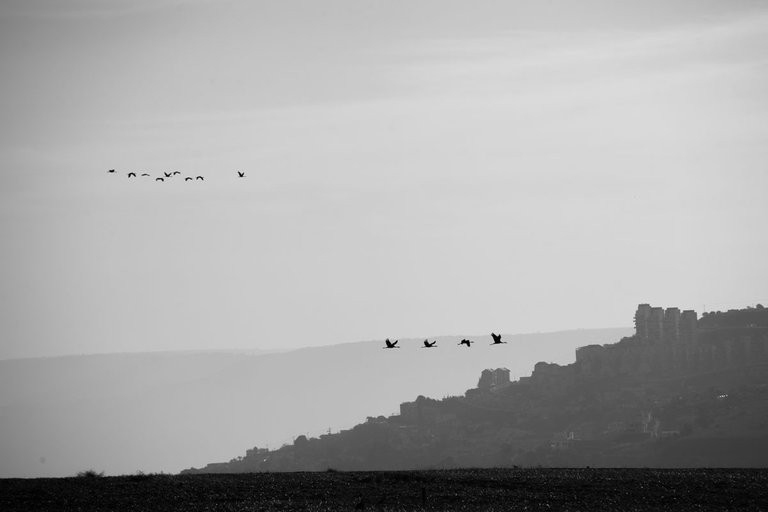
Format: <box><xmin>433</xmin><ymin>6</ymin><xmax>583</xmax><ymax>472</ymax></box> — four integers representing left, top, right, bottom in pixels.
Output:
<box><xmin>576</xmin><ymin>303</ymin><xmax>768</xmax><ymax>379</ymax></box>
<box><xmin>634</xmin><ymin>304</ymin><xmax>698</xmax><ymax>344</ymax></box>
<box><xmin>477</xmin><ymin>368</ymin><xmax>511</xmax><ymax>391</ymax></box>
<box><xmin>395</xmin><ymin>304</ymin><xmax>768</xmax><ymax>425</ymax></box>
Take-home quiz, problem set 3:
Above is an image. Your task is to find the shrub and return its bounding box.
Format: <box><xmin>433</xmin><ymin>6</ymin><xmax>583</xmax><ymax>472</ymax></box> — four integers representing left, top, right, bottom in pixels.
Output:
<box><xmin>76</xmin><ymin>469</ymin><xmax>105</xmax><ymax>478</ymax></box>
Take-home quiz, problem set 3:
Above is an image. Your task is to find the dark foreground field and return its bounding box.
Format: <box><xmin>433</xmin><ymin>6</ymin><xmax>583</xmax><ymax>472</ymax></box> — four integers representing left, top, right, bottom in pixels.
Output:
<box><xmin>2</xmin><ymin>468</ymin><xmax>767</xmax><ymax>511</ymax></box>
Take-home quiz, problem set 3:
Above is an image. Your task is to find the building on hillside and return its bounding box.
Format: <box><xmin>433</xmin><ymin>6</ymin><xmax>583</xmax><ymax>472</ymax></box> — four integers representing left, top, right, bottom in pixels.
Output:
<box><xmin>663</xmin><ymin>307</ymin><xmax>680</xmax><ymax>343</ymax></box>
<box><xmin>550</xmin><ymin>431</ymin><xmax>576</xmax><ymax>450</ymax></box>
<box><xmin>648</xmin><ymin>307</ymin><xmax>665</xmax><ymax>341</ymax></box>
<box><xmin>635</xmin><ymin>304</ymin><xmax>698</xmax><ymax>344</ymax></box>
<box><xmin>680</xmin><ymin>310</ymin><xmax>698</xmax><ymax>343</ymax></box>
<box><xmin>578</xmin><ymin>304</ymin><xmax>768</xmax><ymax>379</ymax></box>
<box><xmin>635</xmin><ymin>304</ymin><xmax>652</xmax><ymax>340</ymax></box>
<box><xmin>477</xmin><ymin>368</ymin><xmax>510</xmax><ymax>390</ymax></box>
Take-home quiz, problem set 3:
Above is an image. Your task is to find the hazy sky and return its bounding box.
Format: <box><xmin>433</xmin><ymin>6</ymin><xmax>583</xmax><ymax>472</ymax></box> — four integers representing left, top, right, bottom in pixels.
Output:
<box><xmin>1</xmin><ymin>0</ymin><xmax>767</xmax><ymax>359</ymax></box>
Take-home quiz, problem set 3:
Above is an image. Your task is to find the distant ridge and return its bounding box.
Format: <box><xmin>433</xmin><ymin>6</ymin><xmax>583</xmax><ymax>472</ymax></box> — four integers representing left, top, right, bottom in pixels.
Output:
<box><xmin>0</xmin><ymin>347</ymin><xmax>286</xmax><ymax>363</ymax></box>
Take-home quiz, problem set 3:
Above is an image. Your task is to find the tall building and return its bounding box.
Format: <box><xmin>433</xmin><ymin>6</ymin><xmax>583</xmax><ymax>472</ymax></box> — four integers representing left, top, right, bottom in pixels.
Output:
<box><xmin>663</xmin><ymin>307</ymin><xmax>681</xmax><ymax>343</ymax></box>
<box><xmin>635</xmin><ymin>304</ymin><xmax>652</xmax><ymax>339</ymax></box>
<box><xmin>648</xmin><ymin>307</ymin><xmax>665</xmax><ymax>341</ymax></box>
<box><xmin>679</xmin><ymin>310</ymin><xmax>698</xmax><ymax>343</ymax></box>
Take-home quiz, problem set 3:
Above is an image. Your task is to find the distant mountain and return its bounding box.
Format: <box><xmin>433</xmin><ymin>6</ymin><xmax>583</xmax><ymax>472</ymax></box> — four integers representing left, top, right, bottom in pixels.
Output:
<box><xmin>183</xmin><ymin>306</ymin><xmax>768</xmax><ymax>472</ymax></box>
<box><xmin>0</xmin><ymin>328</ymin><xmax>629</xmax><ymax>478</ymax></box>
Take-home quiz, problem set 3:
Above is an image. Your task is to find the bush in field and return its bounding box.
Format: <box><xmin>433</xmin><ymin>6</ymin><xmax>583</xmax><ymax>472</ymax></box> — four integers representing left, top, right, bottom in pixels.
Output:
<box><xmin>76</xmin><ymin>469</ymin><xmax>105</xmax><ymax>478</ymax></box>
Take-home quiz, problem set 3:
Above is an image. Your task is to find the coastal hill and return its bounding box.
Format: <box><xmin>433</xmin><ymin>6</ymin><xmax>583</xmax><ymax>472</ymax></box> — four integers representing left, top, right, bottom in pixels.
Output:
<box><xmin>184</xmin><ymin>304</ymin><xmax>768</xmax><ymax>472</ymax></box>
<box><xmin>0</xmin><ymin>329</ymin><xmax>628</xmax><ymax>478</ymax></box>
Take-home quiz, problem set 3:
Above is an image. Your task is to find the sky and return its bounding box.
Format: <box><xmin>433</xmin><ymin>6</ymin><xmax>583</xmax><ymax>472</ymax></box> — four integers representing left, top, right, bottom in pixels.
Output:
<box><xmin>1</xmin><ymin>0</ymin><xmax>767</xmax><ymax>359</ymax></box>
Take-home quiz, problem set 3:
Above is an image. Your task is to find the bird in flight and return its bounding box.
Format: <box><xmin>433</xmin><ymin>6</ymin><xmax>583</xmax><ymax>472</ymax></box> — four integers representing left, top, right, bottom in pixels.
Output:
<box><xmin>127</xmin><ymin>172</ymin><xmax>136</xmax><ymax>178</ymax></box>
<box><xmin>237</xmin><ymin>171</ymin><xmax>245</xmax><ymax>177</ymax></box>
<box><xmin>164</xmin><ymin>172</ymin><xmax>172</xmax><ymax>178</ymax></box>
<box><xmin>383</xmin><ymin>339</ymin><xmax>399</xmax><ymax>349</ymax></box>
<box><xmin>196</xmin><ymin>176</ymin><xmax>204</xmax><ymax>181</ymax></box>
<box><xmin>107</xmin><ymin>169</ymin><xmax>115</xmax><ymax>173</ymax></box>
<box><xmin>459</xmin><ymin>339</ymin><xmax>474</xmax><ymax>347</ymax></box>
<box><xmin>185</xmin><ymin>177</ymin><xmax>193</xmax><ymax>181</ymax></box>
<box><xmin>141</xmin><ymin>173</ymin><xmax>150</xmax><ymax>177</ymax></box>
<box><xmin>172</xmin><ymin>171</ymin><xmax>181</xmax><ymax>176</ymax></box>
<box><xmin>156</xmin><ymin>177</ymin><xmax>164</xmax><ymax>182</ymax></box>
<box><xmin>491</xmin><ymin>333</ymin><xmax>506</xmax><ymax>345</ymax></box>
<box><xmin>422</xmin><ymin>339</ymin><xmax>437</xmax><ymax>348</ymax></box>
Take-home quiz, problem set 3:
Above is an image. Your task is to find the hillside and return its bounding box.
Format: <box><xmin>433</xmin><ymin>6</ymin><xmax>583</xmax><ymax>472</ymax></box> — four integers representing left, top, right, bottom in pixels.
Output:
<box><xmin>0</xmin><ymin>328</ymin><xmax>629</xmax><ymax>478</ymax></box>
<box><xmin>184</xmin><ymin>305</ymin><xmax>768</xmax><ymax>472</ymax></box>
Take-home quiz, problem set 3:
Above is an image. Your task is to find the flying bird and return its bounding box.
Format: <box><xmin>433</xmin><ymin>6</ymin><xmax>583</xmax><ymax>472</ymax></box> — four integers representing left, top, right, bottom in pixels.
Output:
<box><xmin>185</xmin><ymin>177</ymin><xmax>193</xmax><ymax>181</ymax></box>
<box><xmin>383</xmin><ymin>339</ymin><xmax>399</xmax><ymax>349</ymax></box>
<box><xmin>164</xmin><ymin>172</ymin><xmax>172</xmax><ymax>178</ymax></box>
<box><xmin>172</xmin><ymin>171</ymin><xmax>181</xmax><ymax>176</ymax></box>
<box><xmin>459</xmin><ymin>339</ymin><xmax>474</xmax><ymax>347</ymax></box>
<box><xmin>127</xmin><ymin>172</ymin><xmax>136</xmax><ymax>178</ymax></box>
<box><xmin>491</xmin><ymin>333</ymin><xmax>506</xmax><ymax>345</ymax></box>
<box><xmin>196</xmin><ymin>176</ymin><xmax>204</xmax><ymax>181</ymax></box>
<box><xmin>141</xmin><ymin>173</ymin><xmax>150</xmax><ymax>177</ymax></box>
<box><xmin>107</xmin><ymin>169</ymin><xmax>115</xmax><ymax>173</ymax></box>
<box><xmin>422</xmin><ymin>339</ymin><xmax>436</xmax><ymax>348</ymax></box>
<box><xmin>156</xmin><ymin>177</ymin><xmax>164</xmax><ymax>182</ymax></box>
<box><xmin>237</xmin><ymin>171</ymin><xmax>245</xmax><ymax>177</ymax></box>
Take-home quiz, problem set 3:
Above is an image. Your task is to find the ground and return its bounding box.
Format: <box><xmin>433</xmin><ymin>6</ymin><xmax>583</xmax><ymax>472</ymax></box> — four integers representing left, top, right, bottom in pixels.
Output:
<box><xmin>2</xmin><ymin>468</ymin><xmax>766</xmax><ymax>511</ymax></box>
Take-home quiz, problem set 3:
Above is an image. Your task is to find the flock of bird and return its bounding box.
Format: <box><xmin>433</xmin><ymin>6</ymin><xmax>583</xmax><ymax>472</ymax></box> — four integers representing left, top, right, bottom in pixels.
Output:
<box><xmin>383</xmin><ymin>332</ymin><xmax>507</xmax><ymax>349</ymax></box>
<box><xmin>107</xmin><ymin>169</ymin><xmax>246</xmax><ymax>181</ymax></box>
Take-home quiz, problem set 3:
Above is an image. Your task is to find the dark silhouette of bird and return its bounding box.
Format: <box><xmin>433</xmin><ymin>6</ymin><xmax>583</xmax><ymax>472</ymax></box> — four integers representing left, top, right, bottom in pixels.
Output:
<box><xmin>491</xmin><ymin>333</ymin><xmax>506</xmax><ymax>345</ymax></box>
<box><xmin>422</xmin><ymin>339</ymin><xmax>436</xmax><ymax>348</ymax></box>
<box><xmin>141</xmin><ymin>173</ymin><xmax>150</xmax><ymax>177</ymax></box>
<box><xmin>164</xmin><ymin>172</ymin><xmax>172</xmax><ymax>178</ymax></box>
<box><xmin>237</xmin><ymin>171</ymin><xmax>245</xmax><ymax>177</ymax></box>
<box><xmin>156</xmin><ymin>177</ymin><xmax>164</xmax><ymax>182</ymax></box>
<box><xmin>459</xmin><ymin>339</ymin><xmax>474</xmax><ymax>347</ymax></box>
<box><xmin>196</xmin><ymin>176</ymin><xmax>204</xmax><ymax>181</ymax></box>
<box><xmin>127</xmin><ymin>172</ymin><xmax>136</xmax><ymax>178</ymax></box>
<box><xmin>107</xmin><ymin>169</ymin><xmax>115</xmax><ymax>173</ymax></box>
<box><xmin>172</xmin><ymin>171</ymin><xmax>181</xmax><ymax>176</ymax></box>
<box><xmin>384</xmin><ymin>339</ymin><xmax>399</xmax><ymax>349</ymax></box>
<box><xmin>185</xmin><ymin>177</ymin><xmax>193</xmax><ymax>181</ymax></box>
